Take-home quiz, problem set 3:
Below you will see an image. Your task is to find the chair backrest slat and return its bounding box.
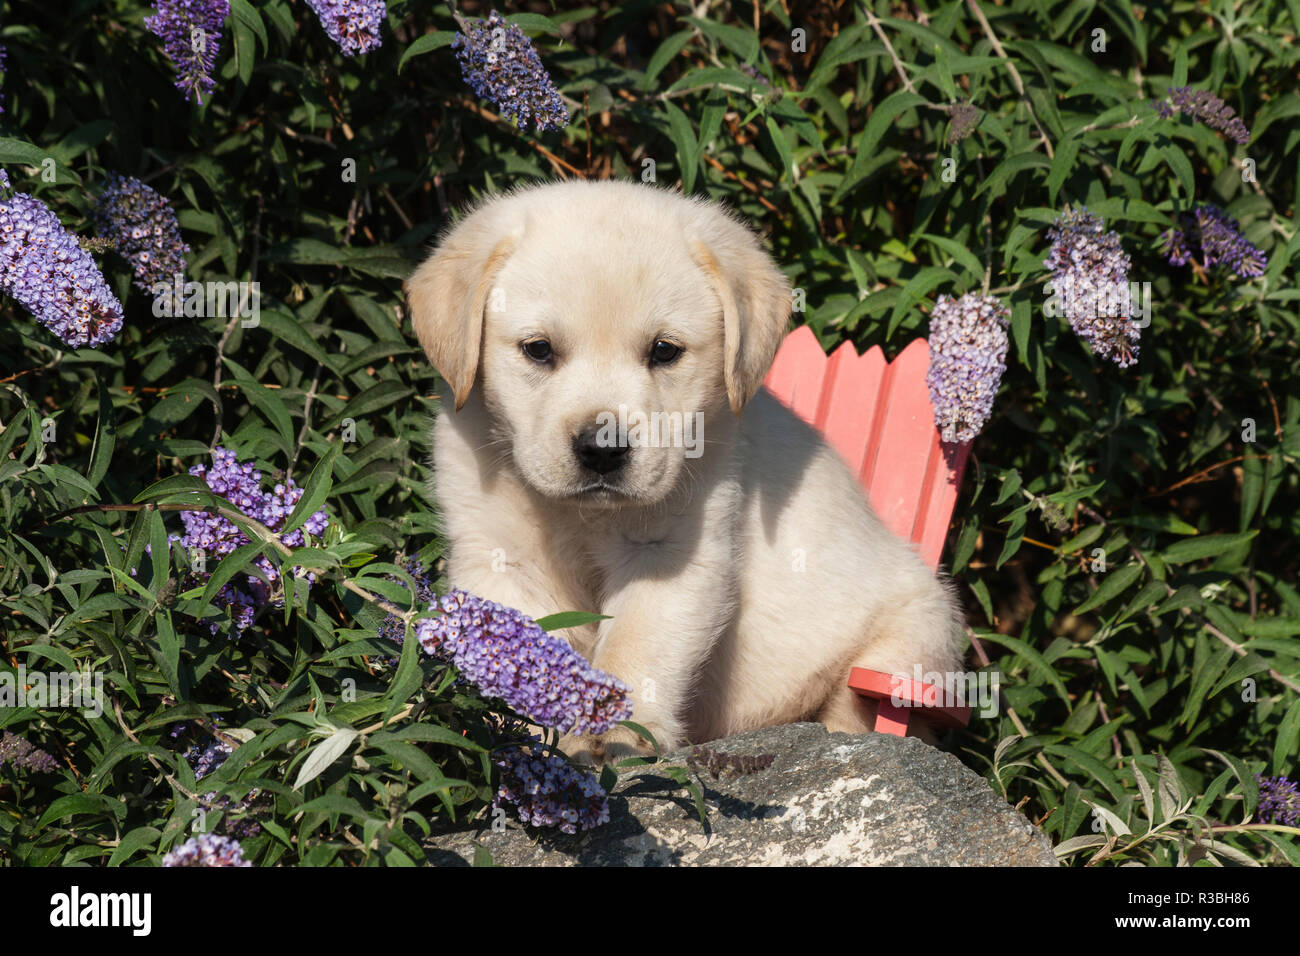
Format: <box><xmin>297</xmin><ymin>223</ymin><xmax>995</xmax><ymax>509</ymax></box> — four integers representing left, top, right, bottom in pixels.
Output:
<box><xmin>762</xmin><ymin>327</ymin><xmax>970</xmax><ymax>570</ymax></box>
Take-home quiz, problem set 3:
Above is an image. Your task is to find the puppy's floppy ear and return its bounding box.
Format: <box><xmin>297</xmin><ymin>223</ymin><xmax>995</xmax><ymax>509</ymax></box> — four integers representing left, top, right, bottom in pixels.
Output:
<box><xmin>404</xmin><ymin>202</ymin><xmax>520</xmax><ymax>410</ymax></box>
<box><xmin>688</xmin><ymin>209</ymin><xmax>791</xmax><ymax>416</ymax></box>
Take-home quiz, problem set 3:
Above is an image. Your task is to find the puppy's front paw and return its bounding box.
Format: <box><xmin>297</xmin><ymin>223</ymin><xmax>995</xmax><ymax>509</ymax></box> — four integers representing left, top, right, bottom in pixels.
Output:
<box><xmin>558</xmin><ymin>722</ymin><xmax>666</xmax><ymax>767</ymax></box>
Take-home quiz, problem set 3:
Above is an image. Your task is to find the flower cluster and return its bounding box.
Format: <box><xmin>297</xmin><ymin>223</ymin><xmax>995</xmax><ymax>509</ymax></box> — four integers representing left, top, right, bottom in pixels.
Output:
<box><xmin>92</xmin><ymin>174</ymin><xmax>190</xmax><ymax>294</ymax></box>
<box><xmin>739</xmin><ymin>63</ymin><xmax>770</xmax><ymax>87</ymax></box>
<box><xmin>161</xmin><ymin>834</ymin><xmax>251</xmax><ymax>867</ymax></box>
<box><xmin>0</xmin><ymin>731</ymin><xmax>60</xmax><ymax>773</ymax></box>
<box><xmin>414</xmin><ymin>589</ymin><xmax>632</xmax><ymax>736</ymax></box>
<box><xmin>493</xmin><ymin>740</ymin><xmax>610</xmax><ymax>834</ymax></box>
<box><xmin>172</xmin><ymin>447</ymin><xmax>329</xmax><ymax>636</ymax></box>
<box><xmin>0</xmin><ymin>192</ymin><xmax>124</xmax><ymax>348</ymax></box>
<box><xmin>377</xmin><ymin>557</ymin><xmax>438</xmax><ymax>645</ymax></box>
<box><xmin>1154</xmin><ymin>86</ymin><xmax>1250</xmax><ymax>145</ymax></box>
<box><xmin>305</xmin><ymin>0</ymin><xmax>386</xmax><ymax>56</ymax></box>
<box><xmin>180</xmin><ymin>731</ymin><xmax>263</xmax><ymax>838</ymax></box>
<box><xmin>1044</xmin><ymin>207</ymin><xmax>1140</xmax><ymax>368</ymax></box>
<box><xmin>185</xmin><ymin>737</ymin><xmax>233</xmax><ymax>780</ymax></box>
<box><xmin>145</xmin><ymin>0</ymin><xmax>230</xmax><ymax>104</ymax></box>
<box><xmin>926</xmin><ymin>293</ymin><xmax>1010</xmax><ymax>443</ymax></box>
<box><xmin>1256</xmin><ymin>774</ymin><xmax>1299</xmax><ymax>827</ymax></box>
<box><xmin>946</xmin><ymin>100</ymin><xmax>981</xmax><ymax>143</ymax></box>
<box><xmin>453</xmin><ymin>11</ymin><xmax>569</xmax><ymax>133</ymax></box>
<box><xmin>1161</xmin><ymin>204</ymin><xmax>1267</xmax><ymax>279</ymax></box>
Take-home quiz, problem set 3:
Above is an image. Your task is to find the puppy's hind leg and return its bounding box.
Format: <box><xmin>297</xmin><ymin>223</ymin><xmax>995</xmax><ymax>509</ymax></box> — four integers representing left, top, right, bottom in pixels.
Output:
<box><xmin>813</xmin><ymin>588</ymin><xmax>963</xmax><ymax>744</ymax></box>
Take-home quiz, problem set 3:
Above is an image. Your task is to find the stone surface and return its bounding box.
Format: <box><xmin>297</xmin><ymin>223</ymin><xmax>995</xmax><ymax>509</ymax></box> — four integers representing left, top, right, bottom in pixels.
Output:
<box><xmin>427</xmin><ymin>723</ymin><xmax>1057</xmax><ymax>866</ymax></box>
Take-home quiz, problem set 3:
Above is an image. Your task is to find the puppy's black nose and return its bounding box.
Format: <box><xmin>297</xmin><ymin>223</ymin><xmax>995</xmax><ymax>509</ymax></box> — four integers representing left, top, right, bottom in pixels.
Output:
<box><xmin>573</xmin><ymin>428</ymin><xmax>630</xmax><ymax>475</ymax></box>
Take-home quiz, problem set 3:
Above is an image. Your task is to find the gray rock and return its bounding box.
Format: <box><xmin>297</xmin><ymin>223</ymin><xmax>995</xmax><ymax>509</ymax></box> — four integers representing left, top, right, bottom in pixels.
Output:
<box><xmin>426</xmin><ymin>723</ymin><xmax>1057</xmax><ymax>866</ymax></box>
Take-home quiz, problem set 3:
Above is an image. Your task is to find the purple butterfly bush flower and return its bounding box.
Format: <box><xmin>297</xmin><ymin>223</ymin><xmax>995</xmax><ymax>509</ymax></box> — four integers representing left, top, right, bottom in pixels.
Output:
<box><xmin>452</xmin><ymin>10</ymin><xmax>569</xmax><ymax>133</ymax></box>
<box><xmin>1161</xmin><ymin>204</ymin><xmax>1267</xmax><ymax>279</ymax></box>
<box><xmin>161</xmin><ymin>833</ymin><xmax>251</xmax><ymax>867</ymax></box>
<box><xmin>305</xmin><ymin>0</ymin><xmax>386</xmax><ymax>56</ymax></box>
<box><xmin>494</xmin><ymin>738</ymin><xmax>610</xmax><ymax>834</ymax></box>
<box><xmin>171</xmin><ymin>447</ymin><xmax>330</xmax><ymax>636</ymax></box>
<box><xmin>1154</xmin><ymin>86</ymin><xmax>1251</xmax><ymax>145</ymax></box>
<box><xmin>926</xmin><ymin>293</ymin><xmax>1010</xmax><ymax>444</ymax></box>
<box><xmin>0</xmin><ymin>192</ymin><xmax>124</xmax><ymax>348</ymax></box>
<box><xmin>1044</xmin><ymin>207</ymin><xmax>1140</xmax><ymax>368</ymax></box>
<box><xmin>1256</xmin><ymin>774</ymin><xmax>1299</xmax><ymax>827</ymax></box>
<box><xmin>376</xmin><ymin>557</ymin><xmax>437</xmax><ymax>646</ymax></box>
<box><xmin>0</xmin><ymin>42</ymin><xmax>8</xmax><ymax>114</ymax></box>
<box><xmin>414</xmin><ymin>589</ymin><xmax>632</xmax><ymax>737</ymax></box>
<box><xmin>92</xmin><ymin>174</ymin><xmax>190</xmax><ymax>295</ymax></box>
<box><xmin>185</xmin><ymin>737</ymin><xmax>233</xmax><ymax>780</ymax></box>
<box><xmin>180</xmin><ymin>731</ymin><xmax>263</xmax><ymax>838</ymax></box>
<box><xmin>145</xmin><ymin>0</ymin><xmax>230</xmax><ymax>104</ymax></box>
<box><xmin>0</xmin><ymin>731</ymin><xmax>60</xmax><ymax>773</ymax></box>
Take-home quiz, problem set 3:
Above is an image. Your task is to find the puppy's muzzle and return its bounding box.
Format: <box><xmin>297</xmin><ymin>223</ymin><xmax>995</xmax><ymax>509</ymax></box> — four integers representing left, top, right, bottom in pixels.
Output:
<box><xmin>573</xmin><ymin>427</ymin><xmax>631</xmax><ymax>476</ymax></box>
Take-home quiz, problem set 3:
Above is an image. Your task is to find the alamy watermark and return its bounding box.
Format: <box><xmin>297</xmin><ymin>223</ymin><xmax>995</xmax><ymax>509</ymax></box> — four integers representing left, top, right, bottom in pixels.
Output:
<box><xmin>594</xmin><ymin>404</ymin><xmax>705</xmax><ymax>459</ymax></box>
<box><xmin>1043</xmin><ymin>278</ymin><xmax>1152</xmax><ymax>327</ymax></box>
<box><xmin>151</xmin><ymin>273</ymin><xmax>261</xmax><ymax>327</ymax></box>
<box><xmin>890</xmin><ymin>666</ymin><xmax>1001</xmax><ymax>718</ymax></box>
<box><xmin>0</xmin><ymin>666</ymin><xmax>104</xmax><ymax>718</ymax></box>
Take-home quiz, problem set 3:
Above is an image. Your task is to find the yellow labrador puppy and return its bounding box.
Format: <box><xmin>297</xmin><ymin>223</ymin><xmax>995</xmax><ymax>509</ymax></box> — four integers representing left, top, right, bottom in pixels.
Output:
<box><xmin>405</xmin><ymin>180</ymin><xmax>963</xmax><ymax>763</ymax></box>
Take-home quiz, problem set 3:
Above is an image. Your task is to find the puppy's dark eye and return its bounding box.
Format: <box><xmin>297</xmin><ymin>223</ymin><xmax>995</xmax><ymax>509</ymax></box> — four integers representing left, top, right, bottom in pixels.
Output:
<box><xmin>522</xmin><ymin>339</ymin><xmax>553</xmax><ymax>362</ymax></box>
<box><xmin>650</xmin><ymin>340</ymin><xmax>682</xmax><ymax>365</ymax></box>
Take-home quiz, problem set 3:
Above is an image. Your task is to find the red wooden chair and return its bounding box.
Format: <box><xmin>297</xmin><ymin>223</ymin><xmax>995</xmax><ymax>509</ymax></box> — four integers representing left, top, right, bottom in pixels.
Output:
<box><xmin>762</xmin><ymin>326</ymin><xmax>973</xmax><ymax>737</ymax></box>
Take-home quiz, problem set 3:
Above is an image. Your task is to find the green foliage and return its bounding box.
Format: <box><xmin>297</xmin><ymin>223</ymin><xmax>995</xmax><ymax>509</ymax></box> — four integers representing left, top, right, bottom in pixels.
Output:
<box><xmin>1</xmin><ymin>0</ymin><xmax>1298</xmax><ymax>866</ymax></box>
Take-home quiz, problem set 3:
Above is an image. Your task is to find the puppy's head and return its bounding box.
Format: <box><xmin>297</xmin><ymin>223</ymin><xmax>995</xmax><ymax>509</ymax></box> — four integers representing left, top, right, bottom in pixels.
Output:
<box><xmin>404</xmin><ymin>181</ymin><xmax>790</xmax><ymax>507</ymax></box>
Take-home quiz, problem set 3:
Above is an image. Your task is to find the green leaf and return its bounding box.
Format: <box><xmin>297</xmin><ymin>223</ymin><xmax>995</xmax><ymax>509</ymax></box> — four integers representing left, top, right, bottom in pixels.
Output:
<box><xmin>259</xmin><ymin>309</ymin><xmax>330</xmax><ymax>364</ymax></box>
<box><xmin>49</xmin><ymin>120</ymin><xmax>116</xmax><ymax>165</ymax></box>
<box><xmin>833</xmin><ymin>92</ymin><xmax>927</xmax><ymax>202</ymax></box>
<box><xmin>664</xmin><ymin>101</ymin><xmax>699</xmax><ymax>193</ymax></box>
<box><xmin>36</xmin><ymin>793</ymin><xmax>119</xmax><ymax>831</ymax></box>
<box><xmin>534</xmin><ymin>611</ymin><xmax>612</xmax><ymax>631</ymax></box>
<box><xmin>229</xmin><ymin>376</ymin><xmax>295</xmax><ymax>454</ymax></box>
<box><xmin>229</xmin><ymin>0</ymin><xmax>267</xmax><ymax>49</ymax></box>
<box><xmin>0</xmin><ymin>137</ymin><xmax>49</xmax><ymax>166</ymax></box>
<box><xmin>919</xmin><ymin>233</ymin><xmax>985</xmax><ymax>280</ymax></box>
<box><xmin>975</xmin><ymin>152</ymin><xmax>1051</xmax><ymax>202</ymax></box>
<box><xmin>398</xmin><ymin>31</ymin><xmax>457</xmax><ymax>73</ymax></box>
<box><xmin>283</xmin><ymin>441</ymin><xmax>340</xmax><ymax>535</ymax></box>
<box><xmin>505</xmin><ymin>12</ymin><xmax>564</xmax><ymax>35</ymax></box>
<box><xmin>380</xmin><ymin>724</ymin><xmax>487</xmax><ymax>752</ymax></box>
<box><xmin>201</xmin><ymin>540</ymin><xmax>272</xmax><ymax>613</ymax></box>
<box><xmin>331</xmin><ymin>381</ymin><xmax>415</xmax><ymax>427</ymax></box>
<box><xmin>1171</xmin><ymin>44</ymin><xmax>1188</xmax><ymax>88</ymax></box>
<box><xmin>1043</xmin><ymin>744</ymin><xmax>1126</xmax><ymax>801</ymax></box>
<box><xmin>681</xmin><ymin>16</ymin><xmax>759</xmax><ymax>61</ymax></box>
<box><xmin>133</xmin><ymin>474</ymin><xmax>213</xmax><ymax>504</ymax></box>
<box><xmin>1047</xmin><ymin>136</ymin><xmax>1080</xmax><ymax>204</ymax></box>
<box><xmin>383</xmin><ymin>628</ymin><xmax>424</xmax><ymax>726</ymax></box>
<box><xmin>765</xmin><ymin>116</ymin><xmax>795</xmax><ymax>184</ymax></box>
<box><xmin>108</xmin><ymin>826</ymin><xmax>162</xmax><ymax>867</ymax></box>
<box><xmin>295</xmin><ymin>794</ymin><xmax>371</xmax><ymax>820</ymax></box>
<box><xmin>643</xmin><ymin>30</ymin><xmax>694</xmax><ymax>89</ymax></box>
<box><xmin>86</xmin><ymin>380</ymin><xmax>116</xmax><ymax>492</ymax></box>
<box><xmin>1273</xmin><ymin>698</ymin><xmax>1300</xmax><ymax>775</ymax></box>
<box><xmin>1163</xmin><ymin>531</ymin><xmax>1258</xmax><ymax>564</ymax></box>
<box><xmin>974</xmin><ymin>631</ymin><xmax>1070</xmax><ymax>702</ymax></box>
<box><xmin>1181</xmin><ymin>635</ymin><xmax>1234</xmax><ymax>726</ymax></box>
<box><xmin>888</xmin><ymin>266</ymin><xmax>955</xmax><ymax>337</ymax></box>
<box><xmin>994</xmin><ymin>470</ymin><xmax>1022</xmax><ymax>505</ymax></box>
<box><xmin>293</xmin><ymin>726</ymin><xmax>360</xmax><ymax>790</ymax></box>
<box><xmin>1075</xmin><ymin>563</ymin><xmax>1143</xmax><ymax>614</ymax></box>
